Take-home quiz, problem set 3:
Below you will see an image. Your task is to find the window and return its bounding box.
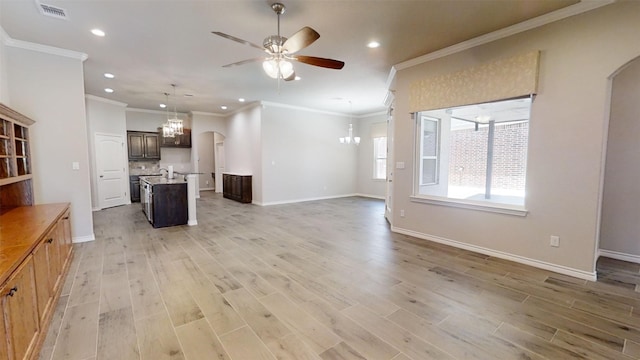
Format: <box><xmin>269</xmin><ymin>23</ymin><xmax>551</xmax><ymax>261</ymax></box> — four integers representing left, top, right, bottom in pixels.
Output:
<box><xmin>373</xmin><ymin>137</ymin><xmax>387</xmax><ymax>180</ymax></box>
<box><xmin>419</xmin><ymin>116</ymin><xmax>439</xmax><ymax>185</ymax></box>
<box><xmin>414</xmin><ymin>97</ymin><xmax>531</xmax><ymax>207</ymax></box>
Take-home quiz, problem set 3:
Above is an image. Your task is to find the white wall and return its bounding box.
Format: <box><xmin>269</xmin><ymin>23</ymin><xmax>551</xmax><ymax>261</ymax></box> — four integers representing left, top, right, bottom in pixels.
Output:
<box><xmin>126</xmin><ymin>108</ymin><xmax>191</xmax><ymax>172</ymax></box>
<box><xmin>7</xmin><ymin>45</ymin><xmax>94</xmax><ymax>242</ymax></box>
<box><xmin>225</xmin><ymin>104</ymin><xmax>262</xmax><ymax>203</ymax></box>
<box><xmin>197</xmin><ymin>131</ymin><xmax>215</xmax><ymax>190</ymax></box>
<box><xmin>190</xmin><ymin>111</ymin><xmax>226</xmax><ymax>193</ymax></box>
<box><xmin>0</xmin><ymin>26</ymin><xmax>9</xmax><ymax>104</ymax></box>
<box><xmin>599</xmin><ymin>56</ymin><xmax>640</xmax><ymax>260</ymax></box>
<box><xmin>391</xmin><ymin>1</ymin><xmax>640</xmax><ymax>278</ymax></box>
<box><xmin>85</xmin><ymin>95</ymin><xmax>128</xmax><ymax>209</ymax></box>
<box><xmin>260</xmin><ymin>103</ymin><xmax>357</xmax><ymax>205</ymax></box>
<box><xmin>356</xmin><ymin>113</ymin><xmax>387</xmax><ymax>199</ymax></box>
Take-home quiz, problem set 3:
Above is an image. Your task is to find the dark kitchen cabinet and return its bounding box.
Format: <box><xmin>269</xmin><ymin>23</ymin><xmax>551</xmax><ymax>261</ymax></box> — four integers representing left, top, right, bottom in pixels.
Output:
<box><xmin>152</xmin><ymin>183</ymin><xmax>188</xmax><ymax>228</ymax></box>
<box><xmin>130</xmin><ymin>176</ymin><xmax>140</xmax><ymax>203</ymax></box>
<box><xmin>223</xmin><ymin>174</ymin><xmax>252</xmax><ymax>203</ymax></box>
<box><xmin>128</xmin><ymin>131</ymin><xmax>160</xmax><ymax>160</ymax></box>
<box><xmin>159</xmin><ymin>128</ymin><xmax>191</xmax><ymax>148</ymax></box>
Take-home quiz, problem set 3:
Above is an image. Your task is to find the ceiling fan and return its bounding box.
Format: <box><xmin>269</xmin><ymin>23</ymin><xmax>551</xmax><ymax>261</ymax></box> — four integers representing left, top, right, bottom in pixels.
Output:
<box><xmin>212</xmin><ymin>2</ymin><xmax>344</xmax><ymax>81</ymax></box>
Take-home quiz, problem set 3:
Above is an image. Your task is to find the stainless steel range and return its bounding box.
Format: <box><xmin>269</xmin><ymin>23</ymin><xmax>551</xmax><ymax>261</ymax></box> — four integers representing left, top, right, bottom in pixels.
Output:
<box><xmin>140</xmin><ymin>179</ymin><xmax>153</xmax><ymax>222</ymax></box>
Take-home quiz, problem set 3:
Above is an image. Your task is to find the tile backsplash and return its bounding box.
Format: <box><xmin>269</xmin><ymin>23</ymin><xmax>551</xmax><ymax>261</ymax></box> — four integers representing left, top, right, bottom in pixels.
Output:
<box><xmin>129</xmin><ymin>161</ymin><xmax>161</xmax><ymax>175</ymax></box>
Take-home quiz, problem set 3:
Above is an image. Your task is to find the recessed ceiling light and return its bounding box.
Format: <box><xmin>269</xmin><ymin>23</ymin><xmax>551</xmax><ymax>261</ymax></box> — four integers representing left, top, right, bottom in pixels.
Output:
<box><xmin>367</xmin><ymin>41</ymin><xmax>380</xmax><ymax>48</ymax></box>
<box><xmin>104</xmin><ymin>88</ymin><xmax>114</xmax><ymax>93</ymax></box>
<box><xmin>159</xmin><ymin>104</ymin><xmax>166</xmax><ymax>108</ymax></box>
<box><xmin>238</xmin><ymin>98</ymin><xmax>245</xmax><ymax>102</ymax></box>
<box><xmin>103</xmin><ymin>73</ymin><xmax>114</xmax><ymax>79</ymax></box>
<box><xmin>294</xmin><ymin>76</ymin><xmax>301</xmax><ymax>81</ymax></box>
<box><xmin>91</xmin><ymin>29</ymin><xmax>105</xmax><ymax>37</ymax></box>
<box><xmin>221</xmin><ymin>105</ymin><xmax>228</xmax><ymax>110</ymax></box>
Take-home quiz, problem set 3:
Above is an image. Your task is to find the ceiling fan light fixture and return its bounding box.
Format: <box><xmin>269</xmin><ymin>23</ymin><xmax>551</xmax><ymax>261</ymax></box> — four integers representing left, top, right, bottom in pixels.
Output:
<box><xmin>263</xmin><ymin>59</ymin><xmax>279</xmax><ymax>79</ymax></box>
<box><xmin>262</xmin><ymin>58</ymin><xmax>294</xmax><ymax>79</ymax></box>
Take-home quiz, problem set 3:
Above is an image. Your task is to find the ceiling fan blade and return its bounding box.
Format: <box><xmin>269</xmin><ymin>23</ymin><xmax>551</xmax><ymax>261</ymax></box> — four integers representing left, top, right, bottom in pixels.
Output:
<box><xmin>211</xmin><ymin>31</ymin><xmax>265</xmax><ymax>51</ymax></box>
<box><xmin>294</xmin><ymin>55</ymin><xmax>345</xmax><ymax>70</ymax></box>
<box><xmin>282</xmin><ymin>26</ymin><xmax>320</xmax><ymax>54</ymax></box>
<box><xmin>222</xmin><ymin>57</ymin><xmax>264</xmax><ymax>68</ymax></box>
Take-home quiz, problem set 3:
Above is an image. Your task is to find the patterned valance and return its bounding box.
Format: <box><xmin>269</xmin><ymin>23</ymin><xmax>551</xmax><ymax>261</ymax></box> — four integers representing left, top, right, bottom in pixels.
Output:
<box><xmin>409</xmin><ymin>51</ymin><xmax>540</xmax><ymax>112</ymax></box>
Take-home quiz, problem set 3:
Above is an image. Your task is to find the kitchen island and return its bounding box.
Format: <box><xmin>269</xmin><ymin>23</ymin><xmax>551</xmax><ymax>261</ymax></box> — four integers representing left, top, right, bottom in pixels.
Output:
<box><xmin>140</xmin><ymin>175</ymin><xmax>188</xmax><ymax>228</ymax></box>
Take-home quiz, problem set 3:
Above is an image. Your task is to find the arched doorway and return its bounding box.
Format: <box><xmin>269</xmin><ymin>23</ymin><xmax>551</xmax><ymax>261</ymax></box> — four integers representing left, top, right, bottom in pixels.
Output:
<box><xmin>196</xmin><ymin>131</ymin><xmax>225</xmax><ymax>194</ymax></box>
<box><xmin>598</xmin><ymin>56</ymin><xmax>640</xmax><ymax>267</ymax></box>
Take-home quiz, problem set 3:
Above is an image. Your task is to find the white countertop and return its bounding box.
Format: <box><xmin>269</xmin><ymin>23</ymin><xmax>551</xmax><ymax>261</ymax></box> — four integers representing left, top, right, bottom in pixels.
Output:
<box><xmin>140</xmin><ymin>176</ymin><xmax>187</xmax><ymax>185</ymax></box>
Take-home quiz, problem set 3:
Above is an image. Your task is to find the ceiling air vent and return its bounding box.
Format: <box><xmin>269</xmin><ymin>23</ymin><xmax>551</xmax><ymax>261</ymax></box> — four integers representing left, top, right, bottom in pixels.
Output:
<box><xmin>37</xmin><ymin>2</ymin><xmax>68</xmax><ymax>20</ymax></box>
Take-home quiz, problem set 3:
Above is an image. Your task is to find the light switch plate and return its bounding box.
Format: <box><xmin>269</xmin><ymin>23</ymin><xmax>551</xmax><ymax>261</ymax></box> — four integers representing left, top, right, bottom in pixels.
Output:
<box><xmin>72</xmin><ymin>162</ymin><xmax>80</xmax><ymax>170</ymax></box>
<box><xmin>396</xmin><ymin>162</ymin><xmax>405</xmax><ymax>169</ymax></box>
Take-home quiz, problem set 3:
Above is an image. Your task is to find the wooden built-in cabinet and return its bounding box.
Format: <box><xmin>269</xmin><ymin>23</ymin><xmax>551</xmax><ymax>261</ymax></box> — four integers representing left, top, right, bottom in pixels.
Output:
<box><xmin>0</xmin><ymin>103</ymin><xmax>35</xmax><ymax>210</ymax></box>
<box><xmin>223</xmin><ymin>174</ymin><xmax>252</xmax><ymax>203</ymax></box>
<box><xmin>127</xmin><ymin>131</ymin><xmax>160</xmax><ymax>160</ymax></box>
<box><xmin>0</xmin><ymin>204</ymin><xmax>73</xmax><ymax>360</ymax></box>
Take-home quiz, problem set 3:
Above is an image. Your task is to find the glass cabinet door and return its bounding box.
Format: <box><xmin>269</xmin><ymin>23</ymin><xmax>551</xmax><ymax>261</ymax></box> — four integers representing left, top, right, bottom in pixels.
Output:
<box><xmin>0</xmin><ymin>119</ymin><xmax>13</xmax><ymax>178</ymax></box>
<box><xmin>14</xmin><ymin>124</ymin><xmax>29</xmax><ymax>176</ymax></box>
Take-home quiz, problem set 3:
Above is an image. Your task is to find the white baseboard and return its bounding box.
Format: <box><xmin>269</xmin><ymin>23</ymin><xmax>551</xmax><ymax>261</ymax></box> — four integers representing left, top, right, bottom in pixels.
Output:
<box><xmin>73</xmin><ymin>234</ymin><xmax>95</xmax><ymax>243</ymax></box>
<box><xmin>199</xmin><ymin>187</ymin><xmax>214</xmax><ymax>191</ymax></box>
<box><xmin>257</xmin><ymin>193</ymin><xmax>359</xmax><ymax>206</ymax></box>
<box><xmin>355</xmin><ymin>193</ymin><xmax>386</xmax><ymax>200</ymax></box>
<box><xmin>188</xmin><ymin>220</ymin><xmax>198</xmax><ymax>226</ymax></box>
<box><xmin>392</xmin><ymin>226</ymin><xmax>597</xmax><ymax>281</ymax></box>
<box><xmin>92</xmin><ymin>207</ymin><xmax>101</xmax><ymax>212</ymax></box>
<box><xmin>598</xmin><ymin>249</ymin><xmax>640</xmax><ymax>265</ymax></box>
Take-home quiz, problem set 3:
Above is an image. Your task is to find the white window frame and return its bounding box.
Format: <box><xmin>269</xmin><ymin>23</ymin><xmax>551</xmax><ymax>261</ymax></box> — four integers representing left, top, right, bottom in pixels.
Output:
<box><xmin>418</xmin><ymin>116</ymin><xmax>439</xmax><ymax>186</ymax></box>
<box><xmin>372</xmin><ymin>136</ymin><xmax>387</xmax><ymax>180</ymax></box>
<box><xmin>412</xmin><ymin>97</ymin><xmax>532</xmax><ymax>216</ymax></box>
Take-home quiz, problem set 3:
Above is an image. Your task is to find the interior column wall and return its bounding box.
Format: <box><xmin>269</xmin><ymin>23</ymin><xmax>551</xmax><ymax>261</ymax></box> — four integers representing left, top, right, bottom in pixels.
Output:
<box><xmin>7</xmin><ymin>46</ymin><xmax>94</xmax><ymax>241</ymax></box>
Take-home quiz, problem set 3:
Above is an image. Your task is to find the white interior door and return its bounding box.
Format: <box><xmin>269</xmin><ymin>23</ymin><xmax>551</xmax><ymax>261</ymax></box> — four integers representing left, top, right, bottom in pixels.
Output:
<box><xmin>96</xmin><ymin>133</ymin><xmax>127</xmax><ymax>209</ymax></box>
<box><xmin>215</xmin><ymin>141</ymin><xmax>225</xmax><ymax>193</ymax></box>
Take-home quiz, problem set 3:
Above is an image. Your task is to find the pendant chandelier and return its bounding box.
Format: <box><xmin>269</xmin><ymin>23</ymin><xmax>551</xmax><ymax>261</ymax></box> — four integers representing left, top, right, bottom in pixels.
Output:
<box><xmin>339</xmin><ymin>124</ymin><xmax>360</xmax><ymax>145</ymax></box>
<box><xmin>339</xmin><ymin>101</ymin><xmax>360</xmax><ymax>145</ymax></box>
<box><xmin>162</xmin><ymin>84</ymin><xmax>184</xmax><ymax>138</ymax></box>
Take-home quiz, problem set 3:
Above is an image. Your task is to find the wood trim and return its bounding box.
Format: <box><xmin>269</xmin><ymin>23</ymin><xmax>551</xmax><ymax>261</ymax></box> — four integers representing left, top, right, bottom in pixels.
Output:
<box><xmin>0</xmin><ymin>103</ymin><xmax>35</xmax><ymax>126</ymax></box>
<box><xmin>0</xmin><ymin>174</ymin><xmax>33</xmax><ymax>187</ymax></box>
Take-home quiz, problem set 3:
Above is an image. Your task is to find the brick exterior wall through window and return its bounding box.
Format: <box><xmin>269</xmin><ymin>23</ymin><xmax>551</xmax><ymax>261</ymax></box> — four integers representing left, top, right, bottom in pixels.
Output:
<box><xmin>448</xmin><ymin>121</ymin><xmax>528</xmax><ymax>191</ymax></box>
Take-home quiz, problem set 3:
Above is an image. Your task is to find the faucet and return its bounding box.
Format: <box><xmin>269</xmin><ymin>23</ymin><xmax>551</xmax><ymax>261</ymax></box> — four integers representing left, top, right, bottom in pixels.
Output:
<box><xmin>158</xmin><ymin>168</ymin><xmax>168</xmax><ymax>178</ymax></box>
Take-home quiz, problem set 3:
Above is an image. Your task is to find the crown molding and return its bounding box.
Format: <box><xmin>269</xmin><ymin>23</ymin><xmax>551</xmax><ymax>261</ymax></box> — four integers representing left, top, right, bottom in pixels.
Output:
<box><xmin>85</xmin><ymin>94</ymin><xmax>128</xmax><ymax>107</ymax></box>
<box><xmin>260</xmin><ymin>101</ymin><xmax>348</xmax><ymax>117</ymax></box>
<box><xmin>190</xmin><ymin>110</ymin><xmax>225</xmax><ymax>117</ymax></box>
<box><xmin>4</xmin><ymin>37</ymin><xmax>88</xmax><ymax>61</ymax></box>
<box><xmin>126</xmin><ymin>107</ymin><xmax>187</xmax><ymax>116</ymax></box>
<box><xmin>358</xmin><ymin>111</ymin><xmax>387</xmax><ymax>119</ymax></box>
<box><xmin>0</xmin><ymin>26</ymin><xmax>9</xmax><ymax>45</ymax></box>
<box><xmin>387</xmin><ymin>0</ymin><xmax>615</xmax><ymax>86</ymax></box>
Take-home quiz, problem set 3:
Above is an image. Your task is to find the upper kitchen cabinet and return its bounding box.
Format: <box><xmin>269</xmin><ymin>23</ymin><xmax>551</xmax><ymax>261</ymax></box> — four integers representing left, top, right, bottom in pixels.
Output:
<box><xmin>127</xmin><ymin>131</ymin><xmax>160</xmax><ymax>160</ymax></box>
<box><xmin>159</xmin><ymin>128</ymin><xmax>191</xmax><ymax>148</ymax></box>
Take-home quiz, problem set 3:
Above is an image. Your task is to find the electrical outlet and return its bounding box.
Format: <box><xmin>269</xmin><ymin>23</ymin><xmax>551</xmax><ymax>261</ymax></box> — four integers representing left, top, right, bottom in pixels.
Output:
<box><xmin>550</xmin><ymin>235</ymin><xmax>560</xmax><ymax>247</ymax></box>
<box><xmin>400</xmin><ymin>209</ymin><xmax>405</xmax><ymax>217</ymax></box>
<box><xmin>206</xmin><ymin>180</ymin><xmax>209</xmax><ymax>185</ymax></box>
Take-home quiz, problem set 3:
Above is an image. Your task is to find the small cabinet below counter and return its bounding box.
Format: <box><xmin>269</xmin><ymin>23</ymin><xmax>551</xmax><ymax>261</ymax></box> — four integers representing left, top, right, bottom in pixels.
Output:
<box><xmin>223</xmin><ymin>174</ymin><xmax>252</xmax><ymax>203</ymax></box>
<box><xmin>129</xmin><ymin>176</ymin><xmax>141</xmax><ymax>203</ymax></box>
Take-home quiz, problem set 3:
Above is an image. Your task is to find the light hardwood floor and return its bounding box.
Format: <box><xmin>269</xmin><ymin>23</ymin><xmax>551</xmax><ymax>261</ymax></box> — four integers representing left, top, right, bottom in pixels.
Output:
<box><xmin>39</xmin><ymin>192</ymin><xmax>640</xmax><ymax>360</ymax></box>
